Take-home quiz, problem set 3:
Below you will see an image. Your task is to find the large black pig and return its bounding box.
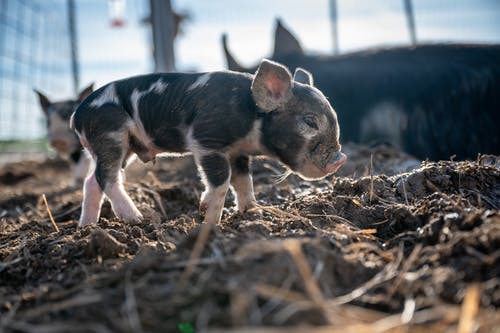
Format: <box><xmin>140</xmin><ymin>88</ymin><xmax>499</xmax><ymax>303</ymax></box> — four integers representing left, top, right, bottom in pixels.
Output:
<box><xmin>222</xmin><ymin>19</ymin><xmax>500</xmax><ymax>160</ymax></box>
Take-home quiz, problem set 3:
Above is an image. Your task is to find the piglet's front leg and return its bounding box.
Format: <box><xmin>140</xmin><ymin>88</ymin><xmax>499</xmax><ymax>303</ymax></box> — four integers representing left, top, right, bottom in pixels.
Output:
<box><xmin>197</xmin><ymin>153</ymin><xmax>231</xmax><ymax>224</ymax></box>
<box><xmin>230</xmin><ymin>155</ymin><xmax>257</xmax><ymax>213</ymax></box>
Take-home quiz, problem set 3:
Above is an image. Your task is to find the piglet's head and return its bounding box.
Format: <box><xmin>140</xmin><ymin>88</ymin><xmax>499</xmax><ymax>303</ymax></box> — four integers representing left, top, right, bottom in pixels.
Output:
<box><xmin>252</xmin><ymin>59</ymin><xmax>346</xmax><ymax>180</ymax></box>
<box><xmin>34</xmin><ymin>84</ymin><xmax>93</xmax><ymax>156</ymax></box>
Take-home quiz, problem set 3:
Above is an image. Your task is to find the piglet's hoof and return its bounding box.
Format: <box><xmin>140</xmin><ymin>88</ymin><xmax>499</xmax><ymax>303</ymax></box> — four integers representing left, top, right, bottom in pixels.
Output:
<box><xmin>237</xmin><ymin>200</ymin><xmax>261</xmax><ymax>215</ymax></box>
<box><xmin>79</xmin><ymin>219</ymin><xmax>96</xmax><ymax>228</ymax></box>
<box><xmin>199</xmin><ymin>201</ymin><xmax>208</xmax><ymax>217</ymax></box>
<box><xmin>115</xmin><ymin>206</ymin><xmax>143</xmax><ymax>224</ymax></box>
<box><xmin>241</xmin><ymin>206</ymin><xmax>263</xmax><ymax>220</ymax></box>
<box><xmin>238</xmin><ymin>200</ymin><xmax>258</xmax><ymax>213</ymax></box>
<box><xmin>121</xmin><ymin>211</ymin><xmax>144</xmax><ymax>225</ymax></box>
<box><xmin>79</xmin><ymin>214</ymin><xmax>99</xmax><ymax>228</ymax></box>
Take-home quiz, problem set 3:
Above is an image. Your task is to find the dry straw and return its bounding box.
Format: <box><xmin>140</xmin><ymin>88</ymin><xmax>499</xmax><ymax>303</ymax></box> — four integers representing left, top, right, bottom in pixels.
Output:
<box><xmin>41</xmin><ymin>194</ymin><xmax>59</xmax><ymax>233</ymax></box>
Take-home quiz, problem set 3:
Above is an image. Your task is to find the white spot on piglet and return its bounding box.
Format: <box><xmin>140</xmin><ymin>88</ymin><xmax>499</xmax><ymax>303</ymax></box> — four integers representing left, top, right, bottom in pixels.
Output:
<box><xmin>150</xmin><ymin>79</ymin><xmax>168</xmax><ymax>94</ymax></box>
<box><xmin>90</xmin><ymin>84</ymin><xmax>119</xmax><ymax>108</ymax></box>
<box><xmin>187</xmin><ymin>73</ymin><xmax>211</xmax><ymax>91</ymax></box>
<box><xmin>129</xmin><ymin>79</ymin><xmax>168</xmax><ymax>148</ymax></box>
<box><xmin>130</xmin><ymin>79</ymin><xmax>168</xmax><ymax>116</ymax></box>
<box><xmin>130</xmin><ymin>89</ymin><xmax>142</xmax><ymax>117</ymax></box>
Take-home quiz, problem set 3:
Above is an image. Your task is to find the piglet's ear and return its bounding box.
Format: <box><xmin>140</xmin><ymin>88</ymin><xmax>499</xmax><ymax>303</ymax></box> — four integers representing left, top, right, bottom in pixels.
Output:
<box><xmin>33</xmin><ymin>89</ymin><xmax>51</xmax><ymax>115</ymax></box>
<box><xmin>293</xmin><ymin>68</ymin><xmax>313</xmax><ymax>86</ymax></box>
<box><xmin>78</xmin><ymin>83</ymin><xmax>94</xmax><ymax>102</ymax></box>
<box><xmin>251</xmin><ymin>59</ymin><xmax>293</xmax><ymax>112</ymax></box>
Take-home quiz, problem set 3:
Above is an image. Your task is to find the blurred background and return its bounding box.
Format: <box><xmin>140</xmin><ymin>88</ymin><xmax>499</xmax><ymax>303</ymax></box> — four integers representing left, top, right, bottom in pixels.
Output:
<box><xmin>0</xmin><ymin>0</ymin><xmax>499</xmax><ymax>149</ymax></box>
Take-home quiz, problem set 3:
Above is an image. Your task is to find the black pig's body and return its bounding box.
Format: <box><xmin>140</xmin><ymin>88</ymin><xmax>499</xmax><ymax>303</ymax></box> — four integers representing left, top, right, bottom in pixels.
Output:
<box><xmin>269</xmin><ymin>45</ymin><xmax>500</xmax><ymax>160</ymax></box>
<box><xmin>72</xmin><ymin>60</ymin><xmax>346</xmax><ymax>226</ymax></box>
<box><xmin>223</xmin><ymin>20</ymin><xmax>500</xmax><ymax>160</ymax></box>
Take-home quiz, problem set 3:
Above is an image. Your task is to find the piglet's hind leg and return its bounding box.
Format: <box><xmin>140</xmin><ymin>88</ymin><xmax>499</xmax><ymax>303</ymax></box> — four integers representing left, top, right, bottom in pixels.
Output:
<box><xmin>103</xmin><ymin>171</ymin><xmax>143</xmax><ymax>223</ymax></box>
<box><xmin>94</xmin><ymin>131</ymin><xmax>143</xmax><ymax>224</ymax></box>
<box><xmin>79</xmin><ymin>171</ymin><xmax>104</xmax><ymax>227</ymax></box>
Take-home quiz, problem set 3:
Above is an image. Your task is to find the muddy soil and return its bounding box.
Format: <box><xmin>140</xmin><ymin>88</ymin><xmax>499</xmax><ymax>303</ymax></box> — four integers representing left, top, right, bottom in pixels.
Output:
<box><xmin>0</xmin><ymin>144</ymin><xmax>498</xmax><ymax>332</ymax></box>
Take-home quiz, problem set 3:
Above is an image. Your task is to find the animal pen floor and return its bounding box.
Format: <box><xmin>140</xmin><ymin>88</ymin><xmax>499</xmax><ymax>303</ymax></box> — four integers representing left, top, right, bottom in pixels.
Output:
<box><xmin>0</xmin><ymin>144</ymin><xmax>499</xmax><ymax>332</ymax></box>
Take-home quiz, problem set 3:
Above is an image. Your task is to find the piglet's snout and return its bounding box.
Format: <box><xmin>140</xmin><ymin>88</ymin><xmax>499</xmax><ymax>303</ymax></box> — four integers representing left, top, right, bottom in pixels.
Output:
<box><xmin>325</xmin><ymin>151</ymin><xmax>347</xmax><ymax>174</ymax></box>
<box><xmin>50</xmin><ymin>138</ymin><xmax>69</xmax><ymax>151</ymax></box>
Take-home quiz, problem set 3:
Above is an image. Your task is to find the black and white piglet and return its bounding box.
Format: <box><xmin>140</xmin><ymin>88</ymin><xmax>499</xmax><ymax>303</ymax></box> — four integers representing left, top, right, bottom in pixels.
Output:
<box><xmin>35</xmin><ymin>84</ymin><xmax>94</xmax><ymax>183</ymax></box>
<box><xmin>71</xmin><ymin>59</ymin><xmax>346</xmax><ymax>226</ymax></box>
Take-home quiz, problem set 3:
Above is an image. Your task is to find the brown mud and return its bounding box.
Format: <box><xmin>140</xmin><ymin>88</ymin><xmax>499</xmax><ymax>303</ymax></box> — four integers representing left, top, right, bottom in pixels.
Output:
<box><xmin>0</xmin><ymin>144</ymin><xmax>499</xmax><ymax>332</ymax></box>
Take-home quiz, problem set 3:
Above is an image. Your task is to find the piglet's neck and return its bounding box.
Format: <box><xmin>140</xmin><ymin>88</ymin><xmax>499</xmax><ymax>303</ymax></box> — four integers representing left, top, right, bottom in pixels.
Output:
<box><xmin>255</xmin><ymin>113</ymin><xmax>280</xmax><ymax>158</ymax></box>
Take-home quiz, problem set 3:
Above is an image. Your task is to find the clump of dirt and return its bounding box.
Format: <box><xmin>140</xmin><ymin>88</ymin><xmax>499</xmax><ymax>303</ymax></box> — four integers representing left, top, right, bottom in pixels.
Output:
<box><xmin>0</xmin><ymin>146</ymin><xmax>499</xmax><ymax>332</ymax></box>
<box><xmin>83</xmin><ymin>228</ymin><xmax>127</xmax><ymax>259</ymax></box>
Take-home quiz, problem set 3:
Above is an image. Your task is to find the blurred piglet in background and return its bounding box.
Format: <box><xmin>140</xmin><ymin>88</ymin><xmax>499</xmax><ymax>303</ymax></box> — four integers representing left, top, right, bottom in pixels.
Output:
<box><xmin>34</xmin><ymin>84</ymin><xmax>94</xmax><ymax>184</ymax></box>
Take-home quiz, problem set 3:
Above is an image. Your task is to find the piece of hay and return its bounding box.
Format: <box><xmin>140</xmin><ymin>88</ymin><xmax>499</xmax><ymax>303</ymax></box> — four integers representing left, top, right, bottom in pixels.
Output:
<box><xmin>42</xmin><ymin>194</ymin><xmax>59</xmax><ymax>233</ymax></box>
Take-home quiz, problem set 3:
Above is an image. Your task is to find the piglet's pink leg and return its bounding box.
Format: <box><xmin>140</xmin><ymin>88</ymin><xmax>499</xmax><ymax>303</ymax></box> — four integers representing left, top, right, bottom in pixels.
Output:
<box><xmin>79</xmin><ymin>172</ymin><xmax>104</xmax><ymax>227</ymax></box>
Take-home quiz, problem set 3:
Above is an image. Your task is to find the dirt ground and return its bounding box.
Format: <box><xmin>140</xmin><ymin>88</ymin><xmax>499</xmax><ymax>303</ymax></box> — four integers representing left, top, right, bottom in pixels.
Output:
<box><xmin>0</xmin><ymin>144</ymin><xmax>499</xmax><ymax>333</ymax></box>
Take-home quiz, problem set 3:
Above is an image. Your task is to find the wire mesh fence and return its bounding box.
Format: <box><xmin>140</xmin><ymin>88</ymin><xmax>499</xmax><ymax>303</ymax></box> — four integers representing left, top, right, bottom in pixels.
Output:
<box><xmin>0</xmin><ymin>0</ymin><xmax>72</xmax><ymax>141</ymax></box>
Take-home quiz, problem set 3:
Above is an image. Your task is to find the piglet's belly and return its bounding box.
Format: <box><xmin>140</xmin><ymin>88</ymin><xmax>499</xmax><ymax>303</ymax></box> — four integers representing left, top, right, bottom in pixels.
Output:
<box><xmin>131</xmin><ymin>141</ymin><xmax>162</xmax><ymax>162</ymax></box>
<box><xmin>128</xmin><ymin>124</ymin><xmax>189</xmax><ymax>163</ymax></box>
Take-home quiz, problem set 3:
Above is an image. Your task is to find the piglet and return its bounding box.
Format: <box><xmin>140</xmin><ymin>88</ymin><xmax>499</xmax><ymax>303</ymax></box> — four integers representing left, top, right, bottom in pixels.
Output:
<box><xmin>71</xmin><ymin>60</ymin><xmax>346</xmax><ymax>226</ymax></box>
<box><xmin>34</xmin><ymin>84</ymin><xmax>94</xmax><ymax>184</ymax></box>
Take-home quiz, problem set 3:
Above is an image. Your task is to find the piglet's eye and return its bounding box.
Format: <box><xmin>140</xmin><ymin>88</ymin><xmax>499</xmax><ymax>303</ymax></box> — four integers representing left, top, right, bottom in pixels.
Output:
<box><xmin>303</xmin><ymin>116</ymin><xmax>319</xmax><ymax>130</ymax></box>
